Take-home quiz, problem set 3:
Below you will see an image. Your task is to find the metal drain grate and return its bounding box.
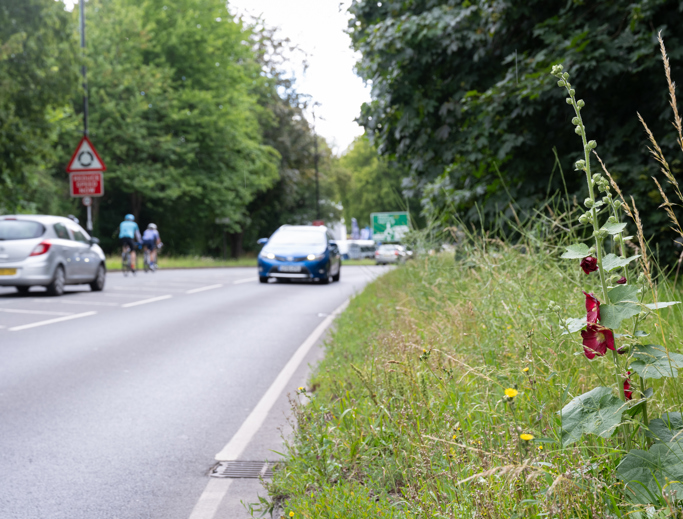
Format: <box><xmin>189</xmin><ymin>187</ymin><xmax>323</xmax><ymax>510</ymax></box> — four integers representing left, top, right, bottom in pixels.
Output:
<box><xmin>209</xmin><ymin>460</ymin><xmax>281</xmax><ymax>479</ymax></box>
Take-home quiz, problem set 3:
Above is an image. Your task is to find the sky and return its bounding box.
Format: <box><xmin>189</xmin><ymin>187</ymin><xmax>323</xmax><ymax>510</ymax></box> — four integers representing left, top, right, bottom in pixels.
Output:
<box><xmin>62</xmin><ymin>0</ymin><xmax>370</xmax><ymax>154</ymax></box>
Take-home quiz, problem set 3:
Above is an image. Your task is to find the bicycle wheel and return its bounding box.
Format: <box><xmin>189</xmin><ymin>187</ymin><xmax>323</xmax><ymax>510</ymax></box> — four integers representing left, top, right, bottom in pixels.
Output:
<box><xmin>143</xmin><ymin>250</ymin><xmax>150</xmax><ymax>272</ymax></box>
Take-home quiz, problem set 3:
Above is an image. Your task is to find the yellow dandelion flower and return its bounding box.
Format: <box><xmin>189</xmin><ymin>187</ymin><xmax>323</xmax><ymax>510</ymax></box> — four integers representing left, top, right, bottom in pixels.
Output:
<box><xmin>522</xmin><ymin>367</ymin><xmax>529</xmax><ymax>372</ymax></box>
<box><xmin>520</xmin><ymin>433</ymin><xmax>534</xmax><ymax>441</ymax></box>
<box><xmin>507</xmin><ymin>325</ymin><xmax>512</xmax><ymax>330</ymax></box>
<box><xmin>422</xmin><ymin>348</ymin><xmax>426</xmax><ymax>353</ymax></box>
<box><xmin>298</xmin><ymin>387</ymin><xmax>304</xmax><ymax>391</ymax></box>
<box><xmin>538</xmin><ymin>445</ymin><xmax>543</xmax><ymax>450</ymax></box>
<box><xmin>452</xmin><ymin>434</ymin><xmax>457</xmax><ymax>440</ymax></box>
<box><xmin>289</xmin><ymin>513</ymin><xmax>295</xmax><ymax>518</ymax></box>
<box><xmin>504</xmin><ymin>388</ymin><xmax>518</xmax><ymax>398</ymax></box>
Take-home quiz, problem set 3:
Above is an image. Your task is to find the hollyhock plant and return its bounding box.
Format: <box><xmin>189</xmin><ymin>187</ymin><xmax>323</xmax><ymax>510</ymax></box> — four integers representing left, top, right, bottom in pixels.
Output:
<box><xmin>583</xmin><ymin>291</ymin><xmax>601</xmax><ymax>324</ymax></box>
<box><xmin>623</xmin><ymin>372</ymin><xmax>633</xmax><ymax>400</ymax></box>
<box><xmin>580</xmin><ymin>256</ymin><xmax>599</xmax><ymax>274</ymax></box>
<box><xmin>581</xmin><ymin>324</ymin><xmax>615</xmax><ymax>359</ymax></box>
<box><xmin>616</xmin><ymin>277</ymin><xmax>627</xmax><ymax>285</ymax></box>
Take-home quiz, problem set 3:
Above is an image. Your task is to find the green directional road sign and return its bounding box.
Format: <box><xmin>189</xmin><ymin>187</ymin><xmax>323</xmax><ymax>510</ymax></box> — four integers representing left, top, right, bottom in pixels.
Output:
<box><xmin>371</xmin><ymin>212</ymin><xmax>409</xmax><ymax>242</ymax></box>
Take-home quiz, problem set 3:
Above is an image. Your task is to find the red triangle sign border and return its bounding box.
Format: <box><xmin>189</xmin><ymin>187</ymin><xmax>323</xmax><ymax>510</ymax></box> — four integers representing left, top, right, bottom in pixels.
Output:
<box><xmin>66</xmin><ymin>136</ymin><xmax>107</xmax><ymax>173</ymax></box>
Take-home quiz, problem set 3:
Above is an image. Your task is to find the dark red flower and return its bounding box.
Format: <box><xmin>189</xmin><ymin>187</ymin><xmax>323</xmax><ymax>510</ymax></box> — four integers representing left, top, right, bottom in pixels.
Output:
<box><xmin>581</xmin><ymin>324</ymin><xmax>615</xmax><ymax>359</ymax></box>
<box><xmin>623</xmin><ymin>372</ymin><xmax>633</xmax><ymax>400</ymax></box>
<box><xmin>616</xmin><ymin>277</ymin><xmax>627</xmax><ymax>284</ymax></box>
<box><xmin>580</xmin><ymin>256</ymin><xmax>599</xmax><ymax>274</ymax></box>
<box><xmin>583</xmin><ymin>291</ymin><xmax>601</xmax><ymax>324</ymax></box>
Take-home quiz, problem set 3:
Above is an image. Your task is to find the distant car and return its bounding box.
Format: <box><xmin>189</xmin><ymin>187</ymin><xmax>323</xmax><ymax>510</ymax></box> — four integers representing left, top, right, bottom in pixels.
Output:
<box><xmin>0</xmin><ymin>215</ymin><xmax>106</xmax><ymax>296</ymax></box>
<box><xmin>257</xmin><ymin>225</ymin><xmax>341</xmax><ymax>284</ymax></box>
<box><xmin>375</xmin><ymin>244</ymin><xmax>408</xmax><ymax>265</ymax></box>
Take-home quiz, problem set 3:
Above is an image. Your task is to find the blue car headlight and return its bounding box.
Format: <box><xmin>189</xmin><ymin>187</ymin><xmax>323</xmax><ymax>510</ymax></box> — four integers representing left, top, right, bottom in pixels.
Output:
<box><xmin>307</xmin><ymin>253</ymin><xmax>325</xmax><ymax>261</ymax></box>
<box><xmin>259</xmin><ymin>251</ymin><xmax>275</xmax><ymax>260</ymax></box>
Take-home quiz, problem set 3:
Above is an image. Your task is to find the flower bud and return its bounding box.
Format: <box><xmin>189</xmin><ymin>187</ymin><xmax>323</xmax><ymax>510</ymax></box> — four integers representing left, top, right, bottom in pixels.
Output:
<box><xmin>584</xmin><ymin>198</ymin><xmax>594</xmax><ymax>208</ymax></box>
<box><xmin>614</xmin><ymin>200</ymin><xmax>622</xmax><ymax>210</ymax></box>
<box><xmin>566</xmin><ymin>98</ymin><xmax>573</xmax><ymax>104</ymax></box>
<box><xmin>602</xmin><ymin>196</ymin><xmax>610</xmax><ymax>204</ymax></box>
<box><xmin>577</xmin><ymin>99</ymin><xmax>585</xmax><ymax>108</ymax></box>
<box><xmin>588</xmin><ymin>140</ymin><xmax>597</xmax><ymax>150</ymax></box>
<box><xmin>562</xmin><ymin>71</ymin><xmax>568</xmax><ymax>79</ymax></box>
<box><xmin>610</xmin><ymin>274</ymin><xmax>622</xmax><ymax>284</ymax></box>
<box><xmin>575</xmin><ymin>125</ymin><xmax>583</xmax><ymax>135</ymax></box>
<box><xmin>608</xmin><ymin>216</ymin><xmax>617</xmax><ymax>224</ymax></box>
<box><xmin>637</xmin><ymin>273</ymin><xmax>645</xmax><ymax>284</ymax></box>
<box><xmin>569</xmin><ymin>89</ymin><xmax>575</xmax><ymax>96</ymax></box>
<box><xmin>557</xmin><ymin>80</ymin><xmax>566</xmax><ymax>87</ymax></box>
<box><xmin>578</xmin><ymin>214</ymin><xmax>589</xmax><ymax>224</ymax></box>
<box><xmin>592</xmin><ymin>173</ymin><xmax>602</xmax><ymax>182</ymax></box>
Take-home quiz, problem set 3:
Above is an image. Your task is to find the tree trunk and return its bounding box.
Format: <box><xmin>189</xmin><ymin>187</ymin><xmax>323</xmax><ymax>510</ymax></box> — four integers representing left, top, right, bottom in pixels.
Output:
<box><xmin>228</xmin><ymin>231</ymin><xmax>243</xmax><ymax>259</ymax></box>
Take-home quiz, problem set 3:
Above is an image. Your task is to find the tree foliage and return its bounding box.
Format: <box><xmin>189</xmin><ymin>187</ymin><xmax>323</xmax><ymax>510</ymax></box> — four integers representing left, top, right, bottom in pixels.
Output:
<box><xmin>348</xmin><ymin>0</ymin><xmax>683</xmax><ymax>255</ymax></box>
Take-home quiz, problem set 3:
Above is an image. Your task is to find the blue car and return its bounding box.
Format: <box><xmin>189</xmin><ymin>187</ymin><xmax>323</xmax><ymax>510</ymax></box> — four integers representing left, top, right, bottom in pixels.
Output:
<box><xmin>257</xmin><ymin>225</ymin><xmax>341</xmax><ymax>284</ymax></box>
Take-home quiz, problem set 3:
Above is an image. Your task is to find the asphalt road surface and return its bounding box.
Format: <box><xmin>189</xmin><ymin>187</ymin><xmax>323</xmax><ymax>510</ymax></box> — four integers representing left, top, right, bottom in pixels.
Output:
<box><xmin>0</xmin><ymin>265</ymin><xmax>386</xmax><ymax>519</ymax></box>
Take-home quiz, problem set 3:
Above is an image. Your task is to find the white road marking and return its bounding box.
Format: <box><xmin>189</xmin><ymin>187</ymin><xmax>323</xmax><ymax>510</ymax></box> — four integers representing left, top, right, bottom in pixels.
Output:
<box><xmin>102</xmin><ymin>293</ymin><xmax>158</xmax><ymax>299</ymax></box>
<box><xmin>233</xmin><ymin>278</ymin><xmax>256</xmax><ymax>284</ymax></box>
<box><xmin>0</xmin><ymin>308</ymin><xmax>72</xmax><ymax>316</ymax></box>
<box><xmin>32</xmin><ymin>299</ymin><xmax>120</xmax><ymax>307</ymax></box>
<box><xmin>186</xmin><ymin>284</ymin><xmax>223</xmax><ymax>294</ymax></box>
<box><xmin>188</xmin><ymin>299</ymin><xmax>350</xmax><ymax>519</ymax></box>
<box><xmin>9</xmin><ymin>311</ymin><xmax>97</xmax><ymax>331</ymax></box>
<box><xmin>121</xmin><ymin>295</ymin><xmax>172</xmax><ymax>308</ymax></box>
<box><xmin>111</xmin><ymin>286</ymin><xmax>186</xmax><ymax>293</ymax></box>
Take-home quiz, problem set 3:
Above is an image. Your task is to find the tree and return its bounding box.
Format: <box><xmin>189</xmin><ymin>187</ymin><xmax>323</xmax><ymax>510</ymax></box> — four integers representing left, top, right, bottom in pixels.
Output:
<box><xmin>348</xmin><ymin>0</ymin><xmax>683</xmax><ymax>254</ymax></box>
<box><xmin>0</xmin><ymin>0</ymin><xmax>79</xmax><ymax>212</ymax></box>
<box><xmin>68</xmin><ymin>0</ymin><xmax>279</xmax><ymax>253</ymax></box>
<box><xmin>335</xmin><ymin>135</ymin><xmax>407</xmax><ymax>229</ymax></box>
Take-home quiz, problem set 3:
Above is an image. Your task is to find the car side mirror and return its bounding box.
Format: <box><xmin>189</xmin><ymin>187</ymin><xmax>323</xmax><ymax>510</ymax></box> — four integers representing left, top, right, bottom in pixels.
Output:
<box><xmin>89</xmin><ymin>237</ymin><xmax>100</xmax><ymax>246</ymax></box>
<box><xmin>329</xmin><ymin>240</ymin><xmax>339</xmax><ymax>251</ymax></box>
<box><xmin>257</xmin><ymin>237</ymin><xmax>268</xmax><ymax>246</ymax></box>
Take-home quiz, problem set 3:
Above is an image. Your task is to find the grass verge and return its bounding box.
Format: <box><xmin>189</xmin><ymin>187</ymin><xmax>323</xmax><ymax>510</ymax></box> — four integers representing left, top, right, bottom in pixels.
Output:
<box><xmin>258</xmin><ymin>248</ymin><xmax>683</xmax><ymax>518</ymax></box>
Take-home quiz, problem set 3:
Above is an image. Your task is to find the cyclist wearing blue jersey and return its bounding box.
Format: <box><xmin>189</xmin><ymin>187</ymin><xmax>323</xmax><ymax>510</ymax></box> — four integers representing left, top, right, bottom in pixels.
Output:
<box><xmin>119</xmin><ymin>214</ymin><xmax>140</xmax><ymax>270</ymax></box>
<box><xmin>142</xmin><ymin>223</ymin><xmax>161</xmax><ymax>266</ymax></box>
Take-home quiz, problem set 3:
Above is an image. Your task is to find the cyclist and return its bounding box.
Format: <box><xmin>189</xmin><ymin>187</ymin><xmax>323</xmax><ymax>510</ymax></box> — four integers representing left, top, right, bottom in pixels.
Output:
<box><xmin>142</xmin><ymin>223</ymin><xmax>161</xmax><ymax>267</ymax></box>
<box><xmin>118</xmin><ymin>214</ymin><xmax>140</xmax><ymax>273</ymax></box>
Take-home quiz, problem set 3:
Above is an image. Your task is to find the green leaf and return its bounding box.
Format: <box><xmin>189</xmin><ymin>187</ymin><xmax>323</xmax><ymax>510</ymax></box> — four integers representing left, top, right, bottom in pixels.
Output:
<box><xmin>560</xmin><ymin>244</ymin><xmax>591</xmax><ymax>259</ymax></box>
<box><xmin>608</xmin><ymin>285</ymin><xmax>639</xmax><ymax>304</ymax></box>
<box><xmin>602</xmin><ymin>253</ymin><xmax>640</xmax><ymax>272</ymax></box>
<box><xmin>559</xmin><ymin>387</ymin><xmax>625</xmax><ymax>446</ymax></box>
<box><xmin>616</xmin><ymin>439</ymin><xmax>683</xmax><ymax>504</ymax></box>
<box><xmin>644</xmin><ymin>301</ymin><xmax>680</xmax><ymax>310</ymax></box>
<box><xmin>635</xmin><ymin>330</ymin><xmax>649</xmax><ymax>337</ymax></box>
<box><xmin>601</xmin><ymin>222</ymin><xmax>627</xmax><ymax>235</ymax></box>
<box><xmin>561</xmin><ymin>317</ymin><xmax>587</xmax><ymax>334</ymax></box>
<box><xmin>645</xmin><ymin>413</ymin><xmax>683</xmax><ymax>443</ymax></box>
<box><xmin>600</xmin><ymin>303</ymin><xmax>640</xmax><ymax>329</ymax></box>
<box><xmin>631</xmin><ymin>344</ymin><xmax>683</xmax><ymax>379</ymax></box>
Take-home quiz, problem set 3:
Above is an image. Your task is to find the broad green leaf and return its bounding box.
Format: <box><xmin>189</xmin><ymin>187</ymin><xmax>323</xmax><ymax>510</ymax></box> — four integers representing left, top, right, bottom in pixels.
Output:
<box><xmin>608</xmin><ymin>285</ymin><xmax>639</xmax><ymax>304</ymax></box>
<box><xmin>560</xmin><ymin>244</ymin><xmax>591</xmax><ymax>259</ymax></box>
<box><xmin>616</xmin><ymin>439</ymin><xmax>683</xmax><ymax>504</ymax></box>
<box><xmin>645</xmin><ymin>413</ymin><xmax>683</xmax><ymax>443</ymax></box>
<box><xmin>602</xmin><ymin>253</ymin><xmax>640</xmax><ymax>272</ymax></box>
<box><xmin>600</xmin><ymin>303</ymin><xmax>640</xmax><ymax>329</ymax></box>
<box><xmin>644</xmin><ymin>301</ymin><xmax>681</xmax><ymax>310</ymax></box>
<box><xmin>601</xmin><ymin>222</ymin><xmax>627</xmax><ymax>235</ymax></box>
<box><xmin>561</xmin><ymin>317</ymin><xmax>587</xmax><ymax>334</ymax></box>
<box><xmin>635</xmin><ymin>330</ymin><xmax>650</xmax><ymax>337</ymax></box>
<box><xmin>630</xmin><ymin>344</ymin><xmax>683</xmax><ymax>379</ymax></box>
<box><xmin>559</xmin><ymin>387</ymin><xmax>625</xmax><ymax>446</ymax></box>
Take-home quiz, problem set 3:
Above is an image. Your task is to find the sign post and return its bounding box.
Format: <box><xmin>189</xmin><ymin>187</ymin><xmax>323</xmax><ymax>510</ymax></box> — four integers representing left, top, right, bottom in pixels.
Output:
<box><xmin>371</xmin><ymin>212</ymin><xmax>410</xmax><ymax>242</ymax></box>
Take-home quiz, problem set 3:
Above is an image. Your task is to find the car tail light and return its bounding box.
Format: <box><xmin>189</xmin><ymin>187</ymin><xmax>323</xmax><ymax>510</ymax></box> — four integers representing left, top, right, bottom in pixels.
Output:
<box><xmin>394</xmin><ymin>251</ymin><xmax>399</xmax><ymax>256</ymax></box>
<box><xmin>30</xmin><ymin>241</ymin><xmax>51</xmax><ymax>256</ymax></box>
<box><xmin>375</xmin><ymin>251</ymin><xmax>379</xmax><ymax>256</ymax></box>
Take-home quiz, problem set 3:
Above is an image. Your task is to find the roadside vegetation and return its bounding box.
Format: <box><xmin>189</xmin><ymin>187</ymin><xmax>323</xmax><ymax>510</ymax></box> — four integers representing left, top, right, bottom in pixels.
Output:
<box><xmin>255</xmin><ymin>41</ymin><xmax>683</xmax><ymax>518</ymax></box>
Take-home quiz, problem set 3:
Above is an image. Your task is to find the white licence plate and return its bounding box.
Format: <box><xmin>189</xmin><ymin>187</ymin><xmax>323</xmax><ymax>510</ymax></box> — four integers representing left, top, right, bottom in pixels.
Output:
<box><xmin>280</xmin><ymin>265</ymin><xmax>302</xmax><ymax>273</ymax></box>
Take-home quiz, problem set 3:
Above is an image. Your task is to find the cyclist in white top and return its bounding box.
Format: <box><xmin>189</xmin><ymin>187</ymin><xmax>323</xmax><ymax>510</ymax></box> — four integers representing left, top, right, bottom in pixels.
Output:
<box><xmin>142</xmin><ymin>223</ymin><xmax>161</xmax><ymax>266</ymax></box>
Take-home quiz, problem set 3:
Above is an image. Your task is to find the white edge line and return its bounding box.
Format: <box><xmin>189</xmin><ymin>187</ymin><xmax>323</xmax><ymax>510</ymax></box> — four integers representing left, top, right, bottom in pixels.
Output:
<box><xmin>9</xmin><ymin>311</ymin><xmax>97</xmax><ymax>332</ymax></box>
<box><xmin>121</xmin><ymin>295</ymin><xmax>172</xmax><ymax>308</ymax></box>
<box><xmin>233</xmin><ymin>277</ymin><xmax>256</xmax><ymax>285</ymax></box>
<box><xmin>186</xmin><ymin>284</ymin><xmax>223</xmax><ymax>294</ymax></box>
<box><xmin>187</xmin><ymin>298</ymin><xmax>350</xmax><ymax>519</ymax></box>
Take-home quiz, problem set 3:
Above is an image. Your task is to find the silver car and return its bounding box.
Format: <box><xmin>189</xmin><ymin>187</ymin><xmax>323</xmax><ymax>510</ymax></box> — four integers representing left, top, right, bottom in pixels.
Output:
<box><xmin>0</xmin><ymin>215</ymin><xmax>106</xmax><ymax>296</ymax></box>
<box><xmin>375</xmin><ymin>244</ymin><xmax>408</xmax><ymax>265</ymax></box>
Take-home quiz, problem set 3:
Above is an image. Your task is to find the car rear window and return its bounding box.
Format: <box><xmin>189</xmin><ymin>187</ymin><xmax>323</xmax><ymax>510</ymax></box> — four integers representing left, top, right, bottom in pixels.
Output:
<box><xmin>0</xmin><ymin>220</ymin><xmax>45</xmax><ymax>240</ymax></box>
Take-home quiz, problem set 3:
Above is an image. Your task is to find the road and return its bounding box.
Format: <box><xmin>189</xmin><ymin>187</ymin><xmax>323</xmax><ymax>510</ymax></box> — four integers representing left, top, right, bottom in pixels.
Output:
<box><xmin>0</xmin><ymin>266</ymin><xmax>386</xmax><ymax>519</ymax></box>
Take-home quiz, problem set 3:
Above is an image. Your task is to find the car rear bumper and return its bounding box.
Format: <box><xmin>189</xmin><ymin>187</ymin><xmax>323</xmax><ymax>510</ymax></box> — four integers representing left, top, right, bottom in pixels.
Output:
<box><xmin>0</xmin><ymin>261</ymin><xmax>54</xmax><ymax>286</ymax></box>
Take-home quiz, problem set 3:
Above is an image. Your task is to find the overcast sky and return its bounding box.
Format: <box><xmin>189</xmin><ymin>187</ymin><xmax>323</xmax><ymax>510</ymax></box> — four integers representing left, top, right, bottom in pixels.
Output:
<box><xmin>62</xmin><ymin>0</ymin><xmax>369</xmax><ymax>154</ymax></box>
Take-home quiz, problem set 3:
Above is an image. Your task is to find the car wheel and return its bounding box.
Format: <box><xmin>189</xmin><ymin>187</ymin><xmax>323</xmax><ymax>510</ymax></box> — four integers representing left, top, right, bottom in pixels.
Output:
<box><xmin>259</xmin><ymin>276</ymin><xmax>268</xmax><ymax>283</ymax></box>
<box><xmin>332</xmin><ymin>269</ymin><xmax>340</xmax><ymax>282</ymax></box>
<box><xmin>46</xmin><ymin>266</ymin><xmax>65</xmax><ymax>296</ymax></box>
<box><xmin>89</xmin><ymin>264</ymin><xmax>106</xmax><ymax>292</ymax></box>
<box><xmin>15</xmin><ymin>286</ymin><xmax>30</xmax><ymax>295</ymax></box>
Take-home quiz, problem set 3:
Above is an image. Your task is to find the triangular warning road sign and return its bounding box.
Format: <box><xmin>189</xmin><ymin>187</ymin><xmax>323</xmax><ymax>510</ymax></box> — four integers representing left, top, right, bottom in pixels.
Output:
<box><xmin>66</xmin><ymin>136</ymin><xmax>107</xmax><ymax>173</ymax></box>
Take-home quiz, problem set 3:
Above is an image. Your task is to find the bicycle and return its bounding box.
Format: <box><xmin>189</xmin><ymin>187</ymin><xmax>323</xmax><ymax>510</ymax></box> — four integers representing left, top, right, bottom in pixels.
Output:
<box><xmin>143</xmin><ymin>245</ymin><xmax>157</xmax><ymax>273</ymax></box>
<box><xmin>121</xmin><ymin>244</ymin><xmax>136</xmax><ymax>276</ymax></box>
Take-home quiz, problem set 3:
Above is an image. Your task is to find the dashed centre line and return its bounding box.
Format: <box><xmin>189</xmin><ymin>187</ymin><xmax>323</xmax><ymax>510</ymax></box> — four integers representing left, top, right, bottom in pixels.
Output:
<box><xmin>233</xmin><ymin>278</ymin><xmax>256</xmax><ymax>285</ymax></box>
<box><xmin>9</xmin><ymin>311</ymin><xmax>97</xmax><ymax>332</ymax></box>
<box><xmin>121</xmin><ymin>295</ymin><xmax>172</xmax><ymax>308</ymax></box>
<box><xmin>32</xmin><ymin>299</ymin><xmax>120</xmax><ymax>307</ymax></box>
<box><xmin>186</xmin><ymin>284</ymin><xmax>223</xmax><ymax>294</ymax></box>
